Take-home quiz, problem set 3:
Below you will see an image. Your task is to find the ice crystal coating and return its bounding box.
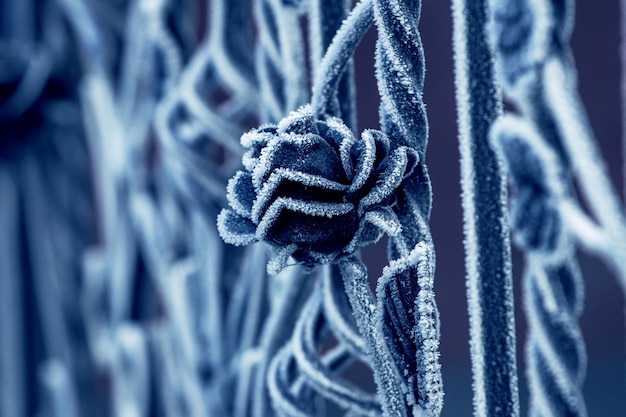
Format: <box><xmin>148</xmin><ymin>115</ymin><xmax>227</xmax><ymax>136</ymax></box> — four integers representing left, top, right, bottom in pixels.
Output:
<box><xmin>453</xmin><ymin>1</ymin><xmax>520</xmax><ymax>415</ymax></box>
<box><xmin>218</xmin><ymin>104</ymin><xmax>416</xmax><ymax>273</ymax></box>
<box><xmin>377</xmin><ymin>242</ymin><xmax>442</xmax><ymax>414</ymax></box>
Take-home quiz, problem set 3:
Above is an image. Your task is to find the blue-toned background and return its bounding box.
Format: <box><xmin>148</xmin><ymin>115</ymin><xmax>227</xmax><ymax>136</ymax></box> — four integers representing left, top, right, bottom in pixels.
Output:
<box><xmin>2</xmin><ymin>1</ymin><xmax>624</xmax><ymax>415</ymax></box>
<box><xmin>356</xmin><ymin>1</ymin><xmax>625</xmax><ymax>415</ymax></box>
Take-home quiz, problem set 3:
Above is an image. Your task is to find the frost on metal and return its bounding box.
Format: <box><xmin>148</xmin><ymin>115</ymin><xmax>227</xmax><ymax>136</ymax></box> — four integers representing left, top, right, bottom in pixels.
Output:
<box><xmin>491</xmin><ymin>116</ymin><xmax>587</xmax><ymax>416</ymax></box>
<box><xmin>218</xmin><ymin>104</ymin><xmax>411</xmax><ymax>274</ymax></box>
<box><xmin>1</xmin><ymin>0</ymin><xmax>625</xmax><ymax>417</ymax></box>
<box><xmin>489</xmin><ymin>0</ymin><xmax>625</xmax><ymax>416</ymax></box>
<box><xmin>452</xmin><ymin>0</ymin><xmax>519</xmax><ymax>416</ymax></box>
<box><xmin>376</xmin><ymin>243</ymin><xmax>442</xmax><ymax>415</ymax></box>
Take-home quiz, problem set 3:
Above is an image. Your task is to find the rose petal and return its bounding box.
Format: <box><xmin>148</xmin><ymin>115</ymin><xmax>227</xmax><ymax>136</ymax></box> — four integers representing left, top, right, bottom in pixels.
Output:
<box><xmin>226</xmin><ymin>171</ymin><xmax>255</xmax><ymax>218</ymax></box>
<box><xmin>338</xmin><ymin>135</ymin><xmax>357</xmax><ymax>181</ymax></box>
<box><xmin>277</xmin><ymin>105</ymin><xmax>319</xmax><ymax>135</ymax></box>
<box><xmin>345</xmin><ymin>207</ymin><xmax>401</xmax><ymax>253</ymax></box>
<box><xmin>241</xmin><ymin>129</ymin><xmax>275</xmax><ymax>170</ymax></box>
<box><xmin>370</xmin><ymin>129</ymin><xmax>391</xmax><ymax>160</ymax></box>
<box><xmin>241</xmin><ymin>127</ymin><xmax>275</xmax><ymax>149</ymax></box>
<box><xmin>217</xmin><ymin>209</ymin><xmax>257</xmax><ymax>246</ymax></box>
<box><xmin>359</xmin><ymin>147</ymin><xmax>416</xmax><ymax>212</ymax></box>
<box><xmin>251</xmin><ymin>168</ymin><xmax>348</xmax><ymax>223</ymax></box>
<box><xmin>256</xmin><ymin>197</ymin><xmax>355</xmax><ymax>250</ymax></box>
<box><xmin>364</xmin><ymin>206</ymin><xmax>402</xmax><ymax>236</ymax></box>
<box><xmin>348</xmin><ymin>130</ymin><xmax>378</xmax><ymax>193</ymax></box>
<box><xmin>253</xmin><ymin>133</ymin><xmax>346</xmax><ymax>189</ymax></box>
<box><xmin>323</xmin><ymin>116</ymin><xmax>357</xmax><ymax>179</ymax></box>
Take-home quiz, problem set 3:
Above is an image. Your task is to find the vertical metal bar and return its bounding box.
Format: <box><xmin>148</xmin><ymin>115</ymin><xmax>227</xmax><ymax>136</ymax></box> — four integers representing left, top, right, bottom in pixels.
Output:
<box><xmin>451</xmin><ymin>0</ymin><xmax>520</xmax><ymax>415</ymax></box>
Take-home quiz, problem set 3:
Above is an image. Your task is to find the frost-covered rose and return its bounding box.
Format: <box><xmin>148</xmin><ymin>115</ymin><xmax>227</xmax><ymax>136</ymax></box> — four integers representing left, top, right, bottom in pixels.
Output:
<box><xmin>218</xmin><ymin>105</ymin><xmax>418</xmax><ymax>273</ymax></box>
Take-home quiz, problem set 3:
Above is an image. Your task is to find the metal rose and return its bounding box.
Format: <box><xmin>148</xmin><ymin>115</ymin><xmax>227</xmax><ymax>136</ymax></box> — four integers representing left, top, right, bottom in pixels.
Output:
<box><xmin>218</xmin><ymin>105</ymin><xmax>418</xmax><ymax>273</ymax></box>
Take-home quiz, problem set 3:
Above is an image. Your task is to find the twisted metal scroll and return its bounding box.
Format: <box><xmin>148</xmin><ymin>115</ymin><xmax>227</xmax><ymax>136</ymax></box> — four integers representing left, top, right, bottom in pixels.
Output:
<box><xmin>373</xmin><ymin>0</ymin><xmax>432</xmax><ymax>246</ymax></box>
<box><xmin>267</xmin><ymin>265</ymin><xmax>381</xmax><ymax>417</ymax></box>
<box><xmin>373</xmin><ymin>0</ymin><xmax>443</xmax><ymax>415</ymax></box>
<box><xmin>525</xmin><ymin>259</ymin><xmax>586</xmax><ymax>416</ymax></box>
<box><xmin>489</xmin><ymin>0</ymin><xmax>598</xmax><ymax>415</ymax></box>
<box><xmin>491</xmin><ymin>115</ymin><xmax>587</xmax><ymax>417</ymax></box>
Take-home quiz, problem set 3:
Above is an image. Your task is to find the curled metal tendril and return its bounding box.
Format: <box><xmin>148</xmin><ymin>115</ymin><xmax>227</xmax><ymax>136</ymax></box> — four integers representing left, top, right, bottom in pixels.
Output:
<box><xmin>490</xmin><ymin>0</ymin><xmax>589</xmax><ymax>415</ymax></box>
<box><xmin>254</xmin><ymin>0</ymin><xmax>307</xmax><ymax>123</ymax></box>
<box><xmin>373</xmin><ymin>0</ymin><xmax>432</xmax><ymax>251</ymax></box>
<box><xmin>267</xmin><ymin>267</ymin><xmax>381</xmax><ymax>417</ymax></box>
<box><xmin>371</xmin><ymin>1</ymin><xmax>443</xmax><ymax>415</ymax></box>
<box><xmin>156</xmin><ymin>0</ymin><xmax>259</xmax><ymax>214</ymax></box>
<box><xmin>525</xmin><ymin>259</ymin><xmax>586</xmax><ymax>417</ymax></box>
